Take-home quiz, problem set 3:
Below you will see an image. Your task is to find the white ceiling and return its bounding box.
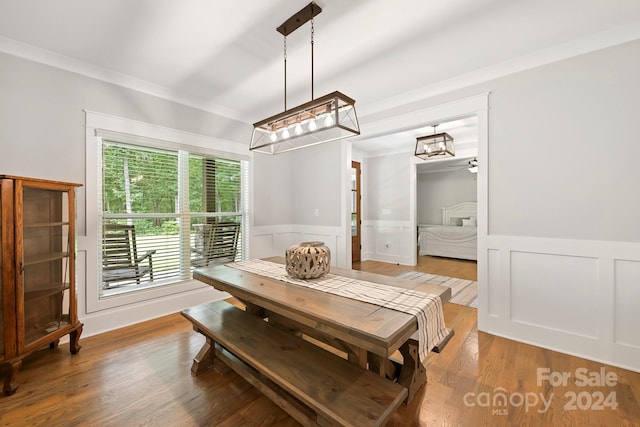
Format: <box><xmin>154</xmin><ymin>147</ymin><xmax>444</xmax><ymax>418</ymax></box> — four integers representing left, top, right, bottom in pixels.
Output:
<box><xmin>1</xmin><ymin>0</ymin><xmax>640</xmax><ymax>154</ymax></box>
<box><xmin>355</xmin><ymin>116</ymin><xmax>478</xmax><ymax>160</ymax></box>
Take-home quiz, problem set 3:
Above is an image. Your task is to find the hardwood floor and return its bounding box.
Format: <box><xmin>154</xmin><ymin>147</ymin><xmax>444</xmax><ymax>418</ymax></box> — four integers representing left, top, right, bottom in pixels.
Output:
<box><xmin>1</xmin><ymin>259</ymin><xmax>639</xmax><ymax>426</ymax></box>
<box><xmin>353</xmin><ymin>255</ymin><xmax>478</xmax><ymax>281</ymax></box>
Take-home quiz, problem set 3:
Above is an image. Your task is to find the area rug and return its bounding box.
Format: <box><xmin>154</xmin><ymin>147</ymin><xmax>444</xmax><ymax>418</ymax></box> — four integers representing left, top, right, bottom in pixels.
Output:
<box><xmin>396</xmin><ymin>271</ymin><xmax>478</xmax><ymax>308</ymax></box>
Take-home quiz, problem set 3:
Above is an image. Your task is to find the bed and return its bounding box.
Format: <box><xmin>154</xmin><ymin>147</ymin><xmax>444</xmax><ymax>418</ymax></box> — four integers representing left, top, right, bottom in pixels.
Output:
<box><xmin>418</xmin><ymin>201</ymin><xmax>477</xmax><ymax>261</ymax></box>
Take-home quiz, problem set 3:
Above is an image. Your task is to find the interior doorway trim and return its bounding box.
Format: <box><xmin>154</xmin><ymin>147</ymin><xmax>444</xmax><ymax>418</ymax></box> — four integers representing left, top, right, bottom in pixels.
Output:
<box><xmin>354</xmin><ymin>93</ymin><xmax>489</xmax><ymax>268</ymax></box>
<box><xmin>406</xmin><ymin>94</ymin><xmax>488</xmax><ymax>267</ymax></box>
<box><xmin>351</xmin><ymin>161</ymin><xmax>362</xmax><ymax>263</ymax></box>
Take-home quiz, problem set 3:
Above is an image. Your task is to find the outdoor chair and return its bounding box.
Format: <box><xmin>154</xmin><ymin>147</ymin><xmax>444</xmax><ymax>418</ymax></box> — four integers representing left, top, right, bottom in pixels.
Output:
<box><xmin>102</xmin><ymin>223</ymin><xmax>156</xmax><ymax>287</ymax></box>
<box><xmin>191</xmin><ymin>222</ymin><xmax>240</xmax><ymax>267</ymax></box>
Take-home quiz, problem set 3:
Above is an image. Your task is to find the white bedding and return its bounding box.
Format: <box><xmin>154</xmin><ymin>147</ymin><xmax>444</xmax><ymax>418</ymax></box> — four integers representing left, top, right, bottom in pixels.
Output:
<box><xmin>417</xmin><ymin>202</ymin><xmax>478</xmax><ymax>260</ymax></box>
<box><xmin>418</xmin><ymin>224</ymin><xmax>477</xmax><ymax>260</ymax></box>
<box><xmin>423</xmin><ymin>225</ymin><xmax>477</xmax><ymax>241</ymax></box>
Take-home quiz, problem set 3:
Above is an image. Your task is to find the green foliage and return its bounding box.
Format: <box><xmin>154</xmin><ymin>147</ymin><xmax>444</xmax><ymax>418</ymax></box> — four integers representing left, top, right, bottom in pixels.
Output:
<box><xmin>188</xmin><ymin>156</ymin><xmax>241</xmax><ymax>213</ymax></box>
<box><xmin>160</xmin><ymin>219</ymin><xmax>179</xmax><ymax>234</ymax></box>
<box><xmin>103</xmin><ymin>143</ymin><xmax>241</xmax><ymax>236</ymax></box>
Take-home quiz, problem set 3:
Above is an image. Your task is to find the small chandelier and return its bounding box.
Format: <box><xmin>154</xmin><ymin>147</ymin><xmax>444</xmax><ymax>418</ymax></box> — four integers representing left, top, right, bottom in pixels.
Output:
<box><xmin>250</xmin><ymin>2</ymin><xmax>360</xmax><ymax>154</ymax></box>
<box><xmin>415</xmin><ymin>125</ymin><xmax>455</xmax><ymax>159</ymax></box>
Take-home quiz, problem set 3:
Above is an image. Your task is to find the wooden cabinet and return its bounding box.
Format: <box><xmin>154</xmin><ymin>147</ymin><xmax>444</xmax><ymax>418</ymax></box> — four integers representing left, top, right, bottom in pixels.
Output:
<box><xmin>0</xmin><ymin>175</ymin><xmax>83</xmax><ymax>395</ymax></box>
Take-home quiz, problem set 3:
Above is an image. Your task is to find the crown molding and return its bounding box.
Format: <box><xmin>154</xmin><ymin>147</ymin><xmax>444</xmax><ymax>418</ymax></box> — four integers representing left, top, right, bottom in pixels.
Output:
<box><xmin>0</xmin><ymin>35</ymin><xmax>245</xmax><ymax>122</ymax></box>
<box><xmin>359</xmin><ymin>21</ymin><xmax>640</xmax><ymax>118</ymax></box>
<box><xmin>2</xmin><ymin>20</ymin><xmax>640</xmax><ymax>126</ymax></box>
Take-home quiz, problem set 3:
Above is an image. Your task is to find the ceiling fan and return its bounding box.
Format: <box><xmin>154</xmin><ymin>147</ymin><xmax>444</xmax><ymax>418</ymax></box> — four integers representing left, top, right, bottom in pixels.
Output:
<box><xmin>446</xmin><ymin>157</ymin><xmax>477</xmax><ymax>173</ymax></box>
<box><xmin>467</xmin><ymin>158</ymin><xmax>478</xmax><ymax>173</ymax></box>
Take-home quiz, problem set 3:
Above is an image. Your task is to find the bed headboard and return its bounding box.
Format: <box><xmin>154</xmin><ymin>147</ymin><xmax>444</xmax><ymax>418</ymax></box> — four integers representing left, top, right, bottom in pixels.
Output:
<box><xmin>441</xmin><ymin>201</ymin><xmax>477</xmax><ymax>226</ymax></box>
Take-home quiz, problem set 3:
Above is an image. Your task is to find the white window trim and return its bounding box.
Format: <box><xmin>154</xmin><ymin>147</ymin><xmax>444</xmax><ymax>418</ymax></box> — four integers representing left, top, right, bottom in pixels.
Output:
<box><xmin>84</xmin><ymin>110</ymin><xmax>249</xmax><ymax>313</ymax></box>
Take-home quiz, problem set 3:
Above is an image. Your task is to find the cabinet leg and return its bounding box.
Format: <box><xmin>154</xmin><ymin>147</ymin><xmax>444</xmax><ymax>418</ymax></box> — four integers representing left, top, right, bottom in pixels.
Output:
<box><xmin>69</xmin><ymin>323</ymin><xmax>83</xmax><ymax>354</ymax></box>
<box><xmin>2</xmin><ymin>360</ymin><xmax>22</xmax><ymax>396</ymax></box>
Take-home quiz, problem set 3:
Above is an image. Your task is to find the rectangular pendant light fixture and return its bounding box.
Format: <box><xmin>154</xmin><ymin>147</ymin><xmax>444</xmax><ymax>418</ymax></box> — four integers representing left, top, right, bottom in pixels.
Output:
<box><xmin>251</xmin><ymin>91</ymin><xmax>359</xmax><ymax>154</ymax></box>
<box><xmin>250</xmin><ymin>2</ymin><xmax>360</xmax><ymax>154</ymax></box>
<box><xmin>415</xmin><ymin>127</ymin><xmax>455</xmax><ymax>159</ymax></box>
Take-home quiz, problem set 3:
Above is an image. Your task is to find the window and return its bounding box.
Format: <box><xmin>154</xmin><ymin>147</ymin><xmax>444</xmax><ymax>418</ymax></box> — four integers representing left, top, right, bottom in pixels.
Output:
<box><xmin>99</xmin><ymin>139</ymin><xmax>247</xmax><ymax>297</ymax></box>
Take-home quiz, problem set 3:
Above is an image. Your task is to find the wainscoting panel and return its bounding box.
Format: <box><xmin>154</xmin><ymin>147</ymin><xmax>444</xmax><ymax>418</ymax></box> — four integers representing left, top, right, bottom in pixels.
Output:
<box><xmin>250</xmin><ymin>225</ymin><xmax>346</xmax><ymax>267</ymax></box>
<box><xmin>273</xmin><ymin>232</ymin><xmax>303</xmax><ymax>255</ymax></box>
<box><xmin>375</xmin><ymin>227</ymin><xmax>401</xmax><ymax>257</ymax></box>
<box><xmin>250</xmin><ymin>233</ymin><xmax>275</xmax><ymax>260</ymax></box>
<box><xmin>487</xmin><ymin>249</ymin><xmax>500</xmax><ymax>317</ymax></box>
<box><xmin>481</xmin><ymin>235</ymin><xmax>640</xmax><ymax>373</ymax></box>
<box><xmin>361</xmin><ymin>220</ymin><xmax>414</xmax><ymax>265</ymax></box>
<box><xmin>510</xmin><ymin>251</ymin><xmax>599</xmax><ymax>338</ymax></box>
<box><xmin>614</xmin><ymin>259</ymin><xmax>640</xmax><ymax>349</ymax></box>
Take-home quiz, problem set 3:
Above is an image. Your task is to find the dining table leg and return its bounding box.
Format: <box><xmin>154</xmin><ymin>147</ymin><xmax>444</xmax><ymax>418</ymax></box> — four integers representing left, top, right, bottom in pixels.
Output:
<box><xmin>397</xmin><ymin>339</ymin><xmax>426</xmax><ymax>404</ymax></box>
<box><xmin>236</xmin><ymin>298</ymin><xmax>266</xmax><ymax>318</ymax></box>
<box><xmin>347</xmin><ymin>347</ymin><xmax>368</xmax><ymax>368</ymax></box>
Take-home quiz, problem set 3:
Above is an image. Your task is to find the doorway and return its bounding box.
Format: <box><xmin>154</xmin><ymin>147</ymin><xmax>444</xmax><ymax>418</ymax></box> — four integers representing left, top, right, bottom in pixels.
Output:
<box><xmin>351</xmin><ymin>161</ymin><xmax>361</xmax><ymax>263</ymax></box>
<box><xmin>348</xmin><ymin>94</ymin><xmax>487</xmax><ymax>268</ymax></box>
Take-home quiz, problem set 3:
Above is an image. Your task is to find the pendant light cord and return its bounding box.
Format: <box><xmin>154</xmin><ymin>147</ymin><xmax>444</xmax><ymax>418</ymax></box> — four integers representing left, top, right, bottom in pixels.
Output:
<box><xmin>284</xmin><ymin>35</ymin><xmax>287</xmax><ymax>110</ymax></box>
<box><xmin>311</xmin><ymin>17</ymin><xmax>315</xmax><ymax>100</ymax></box>
<box><xmin>283</xmin><ymin>4</ymin><xmax>316</xmax><ymax>111</ymax></box>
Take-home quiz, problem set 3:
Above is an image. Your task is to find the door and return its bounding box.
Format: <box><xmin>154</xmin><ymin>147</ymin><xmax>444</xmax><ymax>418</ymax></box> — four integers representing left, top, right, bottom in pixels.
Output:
<box><xmin>351</xmin><ymin>161</ymin><xmax>361</xmax><ymax>263</ymax></box>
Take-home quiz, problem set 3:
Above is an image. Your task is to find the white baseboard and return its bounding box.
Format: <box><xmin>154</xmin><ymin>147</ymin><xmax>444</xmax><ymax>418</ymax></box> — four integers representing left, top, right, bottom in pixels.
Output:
<box><xmin>79</xmin><ymin>286</ymin><xmax>229</xmax><ymax>339</ymax></box>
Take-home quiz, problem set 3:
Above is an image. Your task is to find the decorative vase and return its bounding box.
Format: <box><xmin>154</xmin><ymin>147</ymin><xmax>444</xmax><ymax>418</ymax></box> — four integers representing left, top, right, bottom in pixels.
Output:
<box><xmin>285</xmin><ymin>241</ymin><xmax>331</xmax><ymax>279</ymax></box>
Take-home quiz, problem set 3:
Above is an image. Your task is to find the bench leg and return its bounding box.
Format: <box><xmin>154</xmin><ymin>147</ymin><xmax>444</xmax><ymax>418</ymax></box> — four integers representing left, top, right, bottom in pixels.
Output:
<box><xmin>397</xmin><ymin>340</ymin><xmax>426</xmax><ymax>404</ymax></box>
<box><xmin>191</xmin><ymin>336</ymin><xmax>232</xmax><ymax>376</ymax></box>
<box><xmin>191</xmin><ymin>336</ymin><xmax>215</xmax><ymax>375</ymax></box>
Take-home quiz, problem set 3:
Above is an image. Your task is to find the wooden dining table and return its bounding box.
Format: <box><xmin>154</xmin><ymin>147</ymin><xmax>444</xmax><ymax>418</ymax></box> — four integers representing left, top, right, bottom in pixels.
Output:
<box><xmin>191</xmin><ymin>257</ymin><xmax>452</xmax><ymax>403</ymax></box>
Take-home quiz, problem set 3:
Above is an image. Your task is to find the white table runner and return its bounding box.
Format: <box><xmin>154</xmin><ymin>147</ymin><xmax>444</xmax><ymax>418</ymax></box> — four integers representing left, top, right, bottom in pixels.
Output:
<box><xmin>226</xmin><ymin>259</ymin><xmax>449</xmax><ymax>363</ymax></box>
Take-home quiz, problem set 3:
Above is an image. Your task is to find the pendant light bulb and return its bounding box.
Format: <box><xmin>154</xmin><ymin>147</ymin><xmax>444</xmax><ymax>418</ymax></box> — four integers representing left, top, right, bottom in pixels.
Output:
<box><xmin>308</xmin><ymin>119</ymin><xmax>317</xmax><ymax>131</ymax></box>
<box><xmin>294</xmin><ymin>122</ymin><xmax>303</xmax><ymax>136</ymax></box>
<box><xmin>282</xmin><ymin>128</ymin><xmax>290</xmax><ymax>139</ymax></box>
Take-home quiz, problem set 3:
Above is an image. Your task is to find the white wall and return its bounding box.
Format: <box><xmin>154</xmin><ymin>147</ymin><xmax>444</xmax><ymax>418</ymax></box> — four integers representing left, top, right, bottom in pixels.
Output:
<box><xmin>250</xmin><ymin>140</ymin><xmax>350</xmax><ymax>267</ymax></box>
<box><xmin>365</xmin><ymin>153</ymin><xmax>411</xmax><ymax>221</ymax></box>
<box><xmin>487</xmin><ymin>41</ymin><xmax>640</xmax><ymax>242</ymax></box>
<box><xmin>291</xmin><ymin>141</ymin><xmax>343</xmax><ymax>226</ymax></box>
<box><xmin>0</xmin><ymin>52</ymin><xmax>250</xmax><ymax>338</ymax></box>
<box><xmin>252</xmin><ymin>153</ymin><xmax>293</xmax><ymax>227</ymax></box>
<box><xmin>361</xmin><ymin>152</ymin><xmax>415</xmax><ymax>265</ymax></box>
<box><xmin>417</xmin><ymin>168</ymin><xmax>477</xmax><ymax>225</ymax></box>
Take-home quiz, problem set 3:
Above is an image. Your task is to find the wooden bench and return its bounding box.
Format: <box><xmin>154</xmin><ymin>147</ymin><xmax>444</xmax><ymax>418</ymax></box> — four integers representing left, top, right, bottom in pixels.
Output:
<box><xmin>182</xmin><ymin>300</ymin><xmax>408</xmax><ymax>427</ymax></box>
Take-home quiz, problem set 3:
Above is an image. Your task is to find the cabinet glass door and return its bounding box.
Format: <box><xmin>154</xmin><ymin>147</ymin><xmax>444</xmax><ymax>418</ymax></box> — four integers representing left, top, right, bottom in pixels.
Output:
<box><xmin>21</xmin><ymin>187</ymin><xmax>70</xmax><ymax>348</ymax></box>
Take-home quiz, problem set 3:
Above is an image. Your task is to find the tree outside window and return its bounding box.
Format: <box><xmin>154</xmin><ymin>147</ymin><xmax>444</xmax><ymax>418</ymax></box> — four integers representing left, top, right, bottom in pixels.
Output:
<box><xmin>100</xmin><ymin>141</ymin><xmax>244</xmax><ymax>297</ymax></box>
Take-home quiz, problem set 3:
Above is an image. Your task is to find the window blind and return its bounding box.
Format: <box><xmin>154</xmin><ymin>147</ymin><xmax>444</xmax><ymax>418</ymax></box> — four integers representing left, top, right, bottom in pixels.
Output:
<box><xmin>99</xmin><ymin>139</ymin><xmax>245</xmax><ymax>296</ymax></box>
